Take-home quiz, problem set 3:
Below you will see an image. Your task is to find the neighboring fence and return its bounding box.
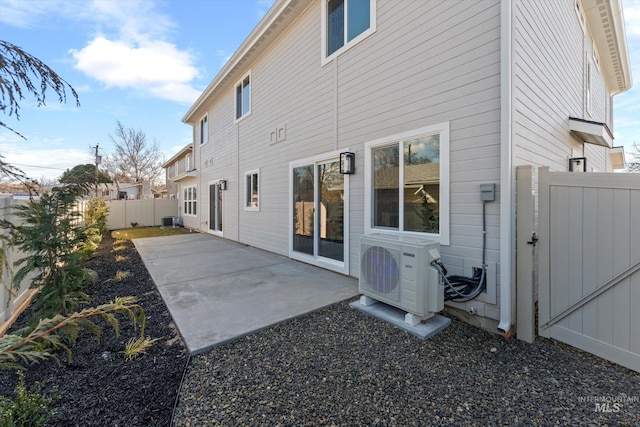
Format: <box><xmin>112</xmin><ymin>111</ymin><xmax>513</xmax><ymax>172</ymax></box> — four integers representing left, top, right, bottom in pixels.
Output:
<box><xmin>0</xmin><ymin>196</ymin><xmax>35</xmax><ymax>330</ymax></box>
<box><xmin>537</xmin><ymin>167</ymin><xmax>640</xmax><ymax>372</ymax></box>
<box><xmin>106</xmin><ymin>198</ymin><xmax>179</xmax><ymax>230</ymax></box>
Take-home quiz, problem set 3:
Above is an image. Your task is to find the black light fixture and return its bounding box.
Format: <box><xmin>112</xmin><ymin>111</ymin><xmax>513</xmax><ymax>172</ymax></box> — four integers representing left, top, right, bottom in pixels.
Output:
<box><xmin>219</xmin><ymin>179</ymin><xmax>227</xmax><ymax>190</ymax></box>
<box><xmin>340</xmin><ymin>151</ymin><xmax>355</xmax><ymax>174</ymax></box>
<box><xmin>569</xmin><ymin>157</ymin><xmax>587</xmax><ymax>172</ymax></box>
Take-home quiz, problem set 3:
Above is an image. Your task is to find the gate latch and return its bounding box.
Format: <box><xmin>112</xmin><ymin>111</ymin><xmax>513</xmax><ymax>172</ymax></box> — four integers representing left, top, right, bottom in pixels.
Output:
<box><xmin>527</xmin><ymin>233</ymin><xmax>538</xmax><ymax>246</ymax></box>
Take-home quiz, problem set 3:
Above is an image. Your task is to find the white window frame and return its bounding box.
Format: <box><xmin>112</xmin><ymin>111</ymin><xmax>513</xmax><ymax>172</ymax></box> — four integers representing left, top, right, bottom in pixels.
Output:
<box><xmin>186</xmin><ymin>153</ymin><xmax>192</xmax><ymax>171</ymax></box>
<box><xmin>174</xmin><ymin>162</ymin><xmax>179</xmax><ymax>176</ymax></box>
<box><xmin>200</xmin><ymin>114</ymin><xmax>208</xmax><ymax>145</ymax></box>
<box><xmin>244</xmin><ymin>169</ymin><xmax>260</xmax><ymax>211</ymax></box>
<box><xmin>289</xmin><ymin>150</ymin><xmax>350</xmax><ymax>275</ymax></box>
<box><xmin>234</xmin><ymin>71</ymin><xmax>251</xmax><ymax>122</ymax></box>
<box><xmin>364</xmin><ymin>122</ymin><xmax>450</xmax><ymax>245</ymax></box>
<box><xmin>183</xmin><ymin>185</ymin><xmax>197</xmax><ymax>217</ymax></box>
<box><xmin>321</xmin><ymin>0</ymin><xmax>377</xmax><ymax>66</ymax></box>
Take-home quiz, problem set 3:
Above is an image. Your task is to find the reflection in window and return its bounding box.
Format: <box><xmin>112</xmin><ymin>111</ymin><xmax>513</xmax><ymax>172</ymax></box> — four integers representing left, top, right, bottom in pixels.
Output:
<box><xmin>245</xmin><ymin>171</ymin><xmax>259</xmax><ymax>209</ymax></box>
<box><xmin>373</xmin><ymin>145</ymin><xmax>399</xmax><ymax>228</ymax></box>
<box><xmin>236</xmin><ymin>75</ymin><xmax>250</xmax><ymax>119</ymax></box>
<box><xmin>326</xmin><ymin>0</ymin><xmax>371</xmax><ymax>56</ymax></box>
<box><xmin>293</xmin><ymin>166</ymin><xmax>314</xmax><ymax>255</ymax></box>
<box><xmin>371</xmin><ymin>134</ymin><xmax>440</xmax><ymax>233</ymax></box>
<box><xmin>403</xmin><ymin>135</ymin><xmax>440</xmax><ymax>233</ymax></box>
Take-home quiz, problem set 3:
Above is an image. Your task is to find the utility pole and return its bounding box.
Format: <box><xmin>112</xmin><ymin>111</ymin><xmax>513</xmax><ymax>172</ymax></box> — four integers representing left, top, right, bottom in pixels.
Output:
<box><xmin>94</xmin><ymin>144</ymin><xmax>100</xmax><ymax>198</ymax></box>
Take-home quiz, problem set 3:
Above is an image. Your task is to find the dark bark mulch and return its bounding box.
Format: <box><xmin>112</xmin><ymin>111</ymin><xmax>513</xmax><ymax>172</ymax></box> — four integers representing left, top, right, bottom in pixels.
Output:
<box><xmin>0</xmin><ymin>234</ymin><xmax>188</xmax><ymax>426</ymax></box>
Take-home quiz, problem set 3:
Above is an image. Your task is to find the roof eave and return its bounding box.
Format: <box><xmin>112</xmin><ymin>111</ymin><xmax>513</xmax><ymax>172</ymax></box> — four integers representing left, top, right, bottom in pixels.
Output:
<box><xmin>162</xmin><ymin>144</ymin><xmax>193</xmax><ymax>168</ymax></box>
<box><xmin>583</xmin><ymin>0</ymin><xmax>633</xmax><ymax>95</ymax></box>
<box><xmin>182</xmin><ymin>0</ymin><xmax>311</xmax><ymax>124</ymax></box>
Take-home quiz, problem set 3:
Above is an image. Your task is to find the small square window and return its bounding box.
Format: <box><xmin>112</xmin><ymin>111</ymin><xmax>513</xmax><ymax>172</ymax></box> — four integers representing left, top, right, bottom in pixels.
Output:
<box><xmin>235</xmin><ymin>73</ymin><xmax>251</xmax><ymax>120</ymax></box>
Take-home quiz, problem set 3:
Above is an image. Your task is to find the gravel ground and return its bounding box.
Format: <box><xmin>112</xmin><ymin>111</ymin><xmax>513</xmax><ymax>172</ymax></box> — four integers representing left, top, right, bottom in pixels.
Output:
<box><xmin>173</xmin><ymin>301</ymin><xmax>640</xmax><ymax>426</ymax></box>
<box><xmin>0</xmin><ymin>235</ymin><xmax>188</xmax><ymax>426</ymax></box>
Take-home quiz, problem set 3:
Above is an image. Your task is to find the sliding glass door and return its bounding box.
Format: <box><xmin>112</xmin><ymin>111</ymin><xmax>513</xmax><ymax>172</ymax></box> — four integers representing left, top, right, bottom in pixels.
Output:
<box><xmin>291</xmin><ymin>155</ymin><xmax>348</xmax><ymax>273</ymax></box>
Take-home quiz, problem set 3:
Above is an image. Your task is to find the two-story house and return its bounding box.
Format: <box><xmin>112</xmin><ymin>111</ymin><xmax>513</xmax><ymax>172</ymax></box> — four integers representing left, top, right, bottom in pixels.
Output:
<box><xmin>162</xmin><ymin>144</ymin><xmax>197</xmax><ymax>221</ymax></box>
<box><xmin>181</xmin><ymin>0</ymin><xmax>632</xmax><ymax>335</ymax></box>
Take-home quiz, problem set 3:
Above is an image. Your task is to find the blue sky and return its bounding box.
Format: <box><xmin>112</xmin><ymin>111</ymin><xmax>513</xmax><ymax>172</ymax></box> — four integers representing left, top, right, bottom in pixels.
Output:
<box><xmin>0</xmin><ymin>0</ymin><xmax>638</xmax><ymax>181</ymax></box>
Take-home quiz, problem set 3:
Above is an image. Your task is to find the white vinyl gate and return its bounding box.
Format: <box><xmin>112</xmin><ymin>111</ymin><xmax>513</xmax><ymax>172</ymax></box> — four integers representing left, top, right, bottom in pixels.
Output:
<box><xmin>536</xmin><ymin>167</ymin><xmax>640</xmax><ymax>372</ymax></box>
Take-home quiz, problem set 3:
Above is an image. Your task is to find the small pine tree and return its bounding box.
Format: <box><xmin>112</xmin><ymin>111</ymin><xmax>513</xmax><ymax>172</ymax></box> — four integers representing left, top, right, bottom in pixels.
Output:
<box><xmin>83</xmin><ymin>197</ymin><xmax>109</xmax><ymax>253</ymax></box>
<box><xmin>5</xmin><ymin>185</ymin><xmax>96</xmax><ymax>319</ymax></box>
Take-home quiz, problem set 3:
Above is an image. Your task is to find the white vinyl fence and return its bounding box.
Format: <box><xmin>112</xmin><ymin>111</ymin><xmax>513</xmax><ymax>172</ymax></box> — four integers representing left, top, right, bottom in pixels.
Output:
<box><xmin>106</xmin><ymin>198</ymin><xmax>179</xmax><ymax>230</ymax></box>
<box><xmin>537</xmin><ymin>168</ymin><xmax>640</xmax><ymax>372</ymax></box>
<box><xmin>0</xmin><ymin>196</ymin><xmax>35</xmax><ymax>329</ymax></box>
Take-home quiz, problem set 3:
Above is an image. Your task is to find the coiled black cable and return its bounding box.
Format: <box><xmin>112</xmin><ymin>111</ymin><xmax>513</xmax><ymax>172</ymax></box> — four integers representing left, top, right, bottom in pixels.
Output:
<box><xmin>431</xmin><ymin>201</ymin><xmax>488</xmax><ymax>302</ymax></box>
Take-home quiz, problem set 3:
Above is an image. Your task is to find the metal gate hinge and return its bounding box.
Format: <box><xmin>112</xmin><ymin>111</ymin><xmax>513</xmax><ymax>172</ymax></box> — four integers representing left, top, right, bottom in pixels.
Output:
<box><xmin>527</xmin><ymin>233</ymin><xmax>538</xmax><ymax>246</ymax></box>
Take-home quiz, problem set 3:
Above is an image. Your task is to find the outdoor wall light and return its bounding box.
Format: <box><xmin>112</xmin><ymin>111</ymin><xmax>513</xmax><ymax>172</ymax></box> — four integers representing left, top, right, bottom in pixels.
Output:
<box><xmin>340</xmin><ymin>151</ymin><xmax>355</xmax><ymax>174</ymax></box>
<box><xmin>219</xmin><ymin>179</ymin><xmax>227</xmax><ymax>190</ymax></box>
<box><xmin>568</xmin><ymin>157</ymin><xmax>587</xmax><ymax>172</ymax></box>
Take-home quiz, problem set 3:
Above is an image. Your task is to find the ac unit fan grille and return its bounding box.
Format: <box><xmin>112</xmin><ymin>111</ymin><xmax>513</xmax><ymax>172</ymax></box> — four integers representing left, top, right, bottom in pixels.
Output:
<box><xmin>361</xmin><ymin>246</ymin><xmax>400</xmax><ymax>300</ymax></box>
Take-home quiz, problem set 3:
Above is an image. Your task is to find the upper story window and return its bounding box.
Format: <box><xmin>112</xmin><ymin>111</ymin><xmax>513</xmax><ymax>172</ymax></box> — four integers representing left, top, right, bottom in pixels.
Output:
<box><xmin>364</xmin><ymin>123</ymin><xmax>450</xmax><ymax>245</ymax></box>
<box><xmin>200</xmin><ymin>115</ymin><xmax>208</xmax><ymax>144</ymax></box>
<box><xmin>322</xmin><ymin>0</ymin><xmax>376</xmax><ymax>64</ymax></box>
<box><xmin>186</xmin><ymin>153</ymin><xmax>192</xmax><ymax>171</ymax></box>
<box><xmin>235</xmin><ymin>73</ymin><xmax>251</xmax><ymax>121</ymax></box>
<box><xmin>174</xmin><ymin>162</ymin><xmax>179</xmax><ymax>176</ymax></box>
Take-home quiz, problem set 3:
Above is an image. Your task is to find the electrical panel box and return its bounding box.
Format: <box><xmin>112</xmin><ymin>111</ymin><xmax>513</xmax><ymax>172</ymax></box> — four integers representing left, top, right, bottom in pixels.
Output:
<box><xmin>480</xmin><ymin>183</ymin><xmax>496</xmax><ymax>202</ymax></box>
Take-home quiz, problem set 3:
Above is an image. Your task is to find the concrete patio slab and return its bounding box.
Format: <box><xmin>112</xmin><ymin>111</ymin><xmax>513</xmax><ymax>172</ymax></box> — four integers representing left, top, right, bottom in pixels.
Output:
<box><xmin>133</xmin><ymin>233</ymin><xmax>358</xmax><ymax>354</ymax></box>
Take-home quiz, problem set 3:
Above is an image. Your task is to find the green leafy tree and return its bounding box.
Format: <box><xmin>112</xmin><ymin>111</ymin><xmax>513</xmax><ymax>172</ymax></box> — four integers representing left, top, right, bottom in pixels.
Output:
<box><xmin>3</xmin><ymin>184</ymin><xmax>96</xmax><ymax>319</ymax></box>
<box><xmin>59</xmin><ymin>164</ymin><xmax>111</xmax><ymax>187</ymax></box>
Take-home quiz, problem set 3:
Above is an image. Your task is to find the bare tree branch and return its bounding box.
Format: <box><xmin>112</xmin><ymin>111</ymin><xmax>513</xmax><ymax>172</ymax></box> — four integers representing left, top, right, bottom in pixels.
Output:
<box><xmin>103</xmin><ymin>121</ymin><xmax>163</xmax><ymax>185</ymax></box>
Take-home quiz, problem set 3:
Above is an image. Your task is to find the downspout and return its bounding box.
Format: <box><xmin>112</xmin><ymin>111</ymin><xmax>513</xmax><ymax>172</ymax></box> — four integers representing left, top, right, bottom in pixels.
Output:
<box><xmin>498</xmin><ymin>0</ymin><xmax>513</xmax><ymax>336</ymax></box>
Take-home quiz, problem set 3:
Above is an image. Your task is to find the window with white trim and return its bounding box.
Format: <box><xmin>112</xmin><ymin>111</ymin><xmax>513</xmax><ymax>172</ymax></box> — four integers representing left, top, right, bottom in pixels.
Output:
<box><xmin>322</xmin><ymin>0</ymin><xmax>376</xmax><ymax>63</ymax></box>
<box><xmin>174</xmin><ymin>162</ymin><xmax>179</xmax><ymax>176</ymax></box>
<box><xmin>235</xmin><ymin>73</ymin><xmax>251</xmax><ymax>120</ymax></box>
<box><xmin>183</xmin><ymin>185</ymin><xmax>197</xmax><ymax>216</ymax></box>
<box><xmin>186</xmin><ymin>153</ymin><xmax>192</xmax><ymax>171</ymax></box>
<box><xmin>200</xmin><ymin>115</ymin><xmax>208</xmax><ymax>144</ymax></box>
<box><xmin>365</xmin><ymin>123</ymin><xmax>449</xmax><ymax>244</ymax></box>
<box><xmin>244</xmin><ymin>169</ymin><xmax>259</xmax><ymax>211</ymax></box>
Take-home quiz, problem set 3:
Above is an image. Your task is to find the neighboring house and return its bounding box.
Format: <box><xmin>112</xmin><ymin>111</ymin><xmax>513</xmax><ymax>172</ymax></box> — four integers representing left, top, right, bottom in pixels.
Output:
<box><xmin>181</xmin><ymin>0</ymin><xmax>632</xmax><ymax>335</ymax></box>
<box><xmin>162</xmin><ymin>144</ymin><xmax>197</xmax><ymax>224</ymax></box>
<box><xmin>98</xmin><ymin>181</ymin><xmax>153</xmax><ymax>200</ymax></box>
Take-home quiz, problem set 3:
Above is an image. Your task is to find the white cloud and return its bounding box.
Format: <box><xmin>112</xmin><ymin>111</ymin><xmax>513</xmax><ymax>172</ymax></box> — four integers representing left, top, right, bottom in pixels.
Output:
<box><xmin>2</xmin><ymin>0</ymin><xmax>203</xmax><ymax>104</ymax></box>
<box><xmin>70</xmin><ymin>37</ymin><xmax>201</xmax><ymax>103</ymax></box>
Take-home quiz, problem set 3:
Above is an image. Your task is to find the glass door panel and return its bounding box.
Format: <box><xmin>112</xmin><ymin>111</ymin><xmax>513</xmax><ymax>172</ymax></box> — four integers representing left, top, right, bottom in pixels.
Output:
<box><xmin>209</xmin><ymin>183</ymin><xmax>223</xmax><ymax>233</ymax></box>
<box><xmin>318</xmin><ymin>161</ymin><xmax>344</xmax><ymax>261</ymax></box>
<box><xmin>293</xmin><ymin>165</ymin><xmax>314</xmax><ymax>255</ymax></box>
